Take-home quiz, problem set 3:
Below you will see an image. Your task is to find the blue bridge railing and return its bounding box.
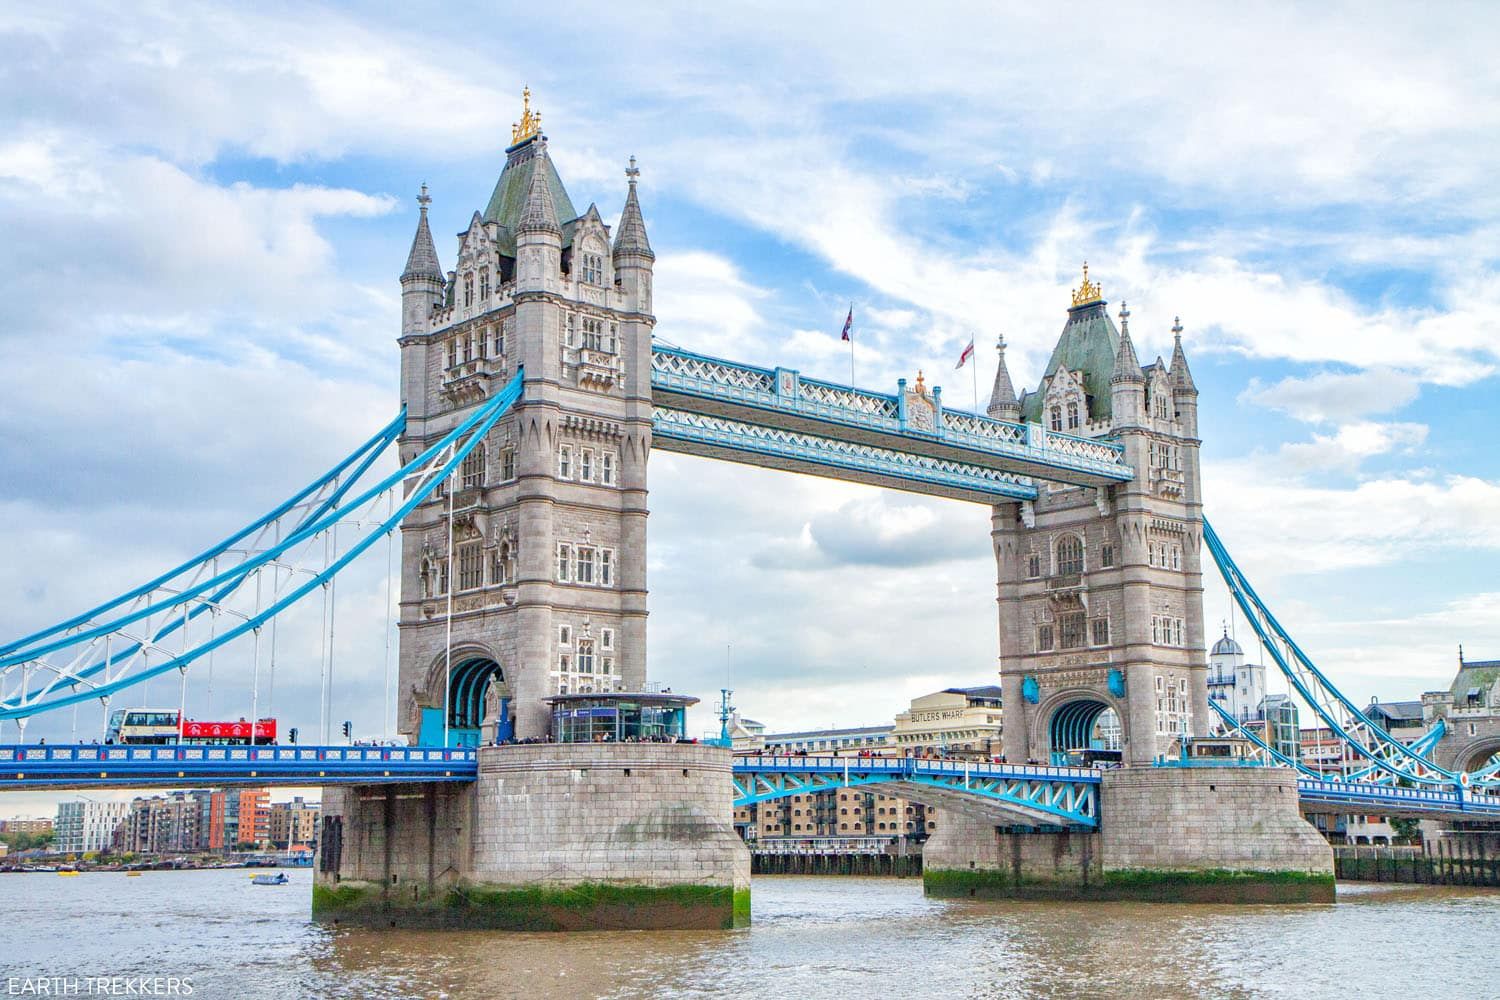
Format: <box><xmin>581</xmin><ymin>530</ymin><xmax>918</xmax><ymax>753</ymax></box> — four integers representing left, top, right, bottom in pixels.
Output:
<box><xmin>0</xmin><ymin>743</ymin><xmax>478</xmax><ymax>789</ymax></box>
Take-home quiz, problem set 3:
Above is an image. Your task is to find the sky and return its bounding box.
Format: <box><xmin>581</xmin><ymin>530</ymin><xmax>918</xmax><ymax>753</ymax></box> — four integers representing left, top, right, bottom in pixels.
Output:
<box><xmin>1</xmin><ymin>2</ymin><xmax>1498</xmax><ymax>817</ymax></box>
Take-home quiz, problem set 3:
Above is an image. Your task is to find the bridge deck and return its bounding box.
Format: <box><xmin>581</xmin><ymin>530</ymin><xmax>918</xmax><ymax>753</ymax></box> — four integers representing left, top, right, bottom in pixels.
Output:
<box><xmin>0</xmin><ymin>744</ymin><xmax>477</xmax><ymax>790</ymax></box>
<box><xmin>5</xmin><ymin>746</ymin><xmax>1497</xmax><ymax>825</ymax></box>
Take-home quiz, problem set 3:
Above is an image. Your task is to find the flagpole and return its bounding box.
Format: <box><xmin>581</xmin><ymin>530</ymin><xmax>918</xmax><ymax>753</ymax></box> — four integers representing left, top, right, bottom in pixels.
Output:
<box><xmin>972</xmin><ymin>334</ymin><xmax>980</xmax><ymax>413</ymax></box>
<box><xmin>848</xmin><ymin>301</ymin><xmax>856</xmax><ymax>386</ymax></box>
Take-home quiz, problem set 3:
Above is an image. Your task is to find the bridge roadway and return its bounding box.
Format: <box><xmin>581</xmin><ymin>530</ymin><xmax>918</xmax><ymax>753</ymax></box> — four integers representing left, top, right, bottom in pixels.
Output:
<box><xmin>4</xmin><ymin>745</ymin><xmax>1500</xmax><ymax>824</ymax></box>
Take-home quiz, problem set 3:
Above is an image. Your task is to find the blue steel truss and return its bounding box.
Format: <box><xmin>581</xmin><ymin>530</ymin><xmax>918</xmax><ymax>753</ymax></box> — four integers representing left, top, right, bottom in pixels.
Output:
<box><xmin>1202</xmin><ymin>518</ymin><xmax>1485</xmax><ymax>790</ymax></box>
<box><xmin>731</xmin><ymin>756</ymin><xmax>1100</xmax><ymax>828</ymax></box>
<box><xmin>652</xmin><ymin>407</ymin><xmax>1037</xmax><ymax>502</ymax></box>
<box><xmin>650</xmin><ymin>345</ymin><xmax>1134</xmax><ymax>491</ymax></box>
<box><xmin>0</xmin><ymin>371</ymin><xmax>525</xmax><ymax>721</ymax></box>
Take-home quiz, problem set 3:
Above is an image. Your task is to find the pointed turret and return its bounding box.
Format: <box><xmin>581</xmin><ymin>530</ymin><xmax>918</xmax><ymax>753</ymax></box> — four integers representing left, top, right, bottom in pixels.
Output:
<box><xmin>517</xmin><ymin>143</ymin><xmax>562</xmax><ymax>236</ymax></box>
<box><xmin>1109</xmin><ymin>301</ymin><xmax>1146</xmax><ymax>430</ymax></box>
<box><xmin>987</xmin><ymin>335</ymin><xmax>1020</xmax><ymax>421</ymax></box>
<box><xmin>1169</xmin><ymin>317</ymin><xmax>1197</xmax><ymax>396</ymax></box>
<box><xmin>401</xmin><ymin>183</ymin><xmax>444</xmax><ymax>283</ymax></box>
<box><xmin>1109</xmin><ymin>301</ymin><xmax>1145</xmax><ymax>385</ymax></box>
<box><xmin>613</xmin><ymin>156</ymin><xmax>654</xmax><ymax>261</ymax></box>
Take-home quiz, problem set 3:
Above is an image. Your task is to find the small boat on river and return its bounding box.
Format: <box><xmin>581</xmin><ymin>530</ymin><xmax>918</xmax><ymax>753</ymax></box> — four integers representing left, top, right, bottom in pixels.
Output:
<box><xmin>251</xmin><ymin>872</ymin><xmax>289</xmax><ymax>885</ymax></box>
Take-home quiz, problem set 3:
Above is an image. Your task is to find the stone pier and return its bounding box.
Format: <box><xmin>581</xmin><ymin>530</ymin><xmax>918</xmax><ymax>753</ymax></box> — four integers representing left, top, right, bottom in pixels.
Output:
<box><xmin>924</xmin><ymin>767</ymin><xmax>1335</xmax><ymax>903</ymax></box>
<box><xmin>314</xmin><ymin>743</ymin><xmax>750</xmax><ymax>929</ymax></box>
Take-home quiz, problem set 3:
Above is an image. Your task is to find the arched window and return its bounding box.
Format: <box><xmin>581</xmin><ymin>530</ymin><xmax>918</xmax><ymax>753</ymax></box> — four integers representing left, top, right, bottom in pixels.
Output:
<box><xmin>577</xmin><ymin>640</ymin><xmax>595</xmax><ymax>675</ymax></box>
<box><xmin>1066</xmin><ymin>401</ymin><xmax>1080</xmax><ymax>430</ymax></box>
<box><xmin>479</xmin><ymin>268</ymin><xmax>490</xmax><ymax>300</ymax></box>
<box><xmin>1056</xmin><ymin>535</ymin><xmax>1084</xmax><ymax>575</ymax></box>
<box><xmin>1050</xmin><ymin>406</ymin><xmax>1063</xmax><ymax>432</ymax></box>
<box><xmin>463</xmin><ymin>273</ymin><xmax>474</xmax><ymax>308</ymax></box>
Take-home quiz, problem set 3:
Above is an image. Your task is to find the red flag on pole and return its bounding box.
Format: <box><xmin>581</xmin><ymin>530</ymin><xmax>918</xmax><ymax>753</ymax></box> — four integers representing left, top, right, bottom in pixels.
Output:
<box><xmin>840</xmin><ymin>306</ymin><xmax>853</xmax><ymax>342</ymax></box>
<box><xmin>955</xmin><ymin>338</ymin><xmax>975</xmax><ymax>369</ymax></box>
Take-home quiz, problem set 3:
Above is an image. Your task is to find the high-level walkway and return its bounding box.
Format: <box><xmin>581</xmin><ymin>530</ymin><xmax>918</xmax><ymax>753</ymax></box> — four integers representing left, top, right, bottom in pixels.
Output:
<box><xmin>650</xmin><ymin>346</ymin><xmax>1134</xmax><ymax>502</ymax></box>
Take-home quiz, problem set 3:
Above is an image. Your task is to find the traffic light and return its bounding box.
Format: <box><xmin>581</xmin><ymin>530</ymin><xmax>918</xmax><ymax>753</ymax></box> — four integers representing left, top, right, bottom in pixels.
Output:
<box><xmin>288</xmin><ymin>727</ymin><xmax>298</xmax><ymax>745</ymax></box>
<box><xmin>342</xmin><ymin>720</ymin><xmax>352</xmax><ymax>741</ymax></box>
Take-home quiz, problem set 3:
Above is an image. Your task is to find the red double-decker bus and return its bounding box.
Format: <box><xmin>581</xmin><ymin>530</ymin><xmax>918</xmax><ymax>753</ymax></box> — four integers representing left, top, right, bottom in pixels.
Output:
<box><xmin>106</xmin><ymin>710</ymin><xmax>278</xmax><ymax>745</ymax></box>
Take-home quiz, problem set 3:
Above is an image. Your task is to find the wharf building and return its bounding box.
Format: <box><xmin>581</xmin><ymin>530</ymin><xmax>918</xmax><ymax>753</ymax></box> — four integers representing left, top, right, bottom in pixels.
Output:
<box><xmin>54</xmin><ymin>801</ymin><xmax>131</xmax><ymax>855</ymax></box>
<box><xmin>110</xmin><ymin>788</ymin><xmax>272</xmax><ymax>854</ymax></box>
<box><xmin>0</xmin><ymin>817</ymin><xmax>54</xmax><ymax>835</ymax></box>
<box><xmin>267</xmin><ymin>797</ymin><xmax>322</xmax><ymax>850</ymax></box>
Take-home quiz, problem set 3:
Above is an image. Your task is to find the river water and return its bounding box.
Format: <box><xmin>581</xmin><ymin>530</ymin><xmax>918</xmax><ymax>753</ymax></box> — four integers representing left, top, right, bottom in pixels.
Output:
<box><xmin>2</xmin><ymin>870</ymin><xmax>1496</xmax><ymax>999</ymax></box>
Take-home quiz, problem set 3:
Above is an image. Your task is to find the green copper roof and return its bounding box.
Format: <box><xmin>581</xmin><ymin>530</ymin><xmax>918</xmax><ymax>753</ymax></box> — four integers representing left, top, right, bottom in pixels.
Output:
<box><xmin>1021</xmin><ymin>301</ymin><xmax>1122</xmax><ymax>423</ymax></box>
<box><xmin>483</xmin><ymin>138</ymin><xmax>579</xmax><ymax>255</ymax></box>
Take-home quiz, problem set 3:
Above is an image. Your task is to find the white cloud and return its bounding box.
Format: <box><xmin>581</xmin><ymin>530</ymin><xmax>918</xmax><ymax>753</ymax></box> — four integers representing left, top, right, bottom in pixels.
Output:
<box><xmin>651</xmin><ymin>251</ymin><xmax>770</xmax><ymax>358</ymax></box>
<box><xmin>1205</xmin><ymin>460</ymin><xmax>1500</xmax><ymax>578</ymax></box>
<box><xmin>1240</xmin><ymin>369</ymin><xmax>1421</xmax><ymax>423</ymax></box>
<box><xmin>1276</xmin><ymin>421</ymin><xmax>1429</xmax><ymax>473</ymax></box>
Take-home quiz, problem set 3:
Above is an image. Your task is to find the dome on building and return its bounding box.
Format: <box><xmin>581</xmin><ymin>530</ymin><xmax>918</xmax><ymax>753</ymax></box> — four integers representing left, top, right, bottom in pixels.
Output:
<box><xmin>1211</xmin><ymin>631</ymin><xmax>1244</xmax><ymax>657</ymax></box>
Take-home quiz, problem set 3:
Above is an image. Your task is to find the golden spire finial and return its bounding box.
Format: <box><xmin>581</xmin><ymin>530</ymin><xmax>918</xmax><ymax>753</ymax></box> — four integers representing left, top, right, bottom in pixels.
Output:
<box><xmin>1071</xmin><ymin>261</ymin><xmax>1103</xmax><ymax>308</ymax></box>
<box><xmin>914</xmin><ymin>369</ymin><xmax>927</xmax><ymax>395</ymax></box>
<box><xmin>511</xmin><ymin>86</ymin><xmax>542</xmax><ymax>145</ymax></box>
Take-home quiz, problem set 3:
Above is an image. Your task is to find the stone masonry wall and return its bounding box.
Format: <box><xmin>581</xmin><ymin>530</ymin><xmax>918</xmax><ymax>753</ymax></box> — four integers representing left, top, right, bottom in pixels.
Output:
<box><xmin>316</xmin><ymin>782</ymin><xmax>472</xmax><ymax>901</ymax></box>
<box><xmin>472</xmin><ymin>742</ymin><xmax>749</xmax><ymax>890</ymax></box>
<box><xmin>1100</xmin><ymin>766</ymin><xmax>1333</xmax><ymax>874</ymax></box>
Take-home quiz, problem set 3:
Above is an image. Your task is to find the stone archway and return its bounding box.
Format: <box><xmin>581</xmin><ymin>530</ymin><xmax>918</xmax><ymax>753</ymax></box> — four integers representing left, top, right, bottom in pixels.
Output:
<box><xmin>415</xmin><ymin>646</ymin><xmax>512</xmax><ymax>747</ymax></box>
<box><xmin>1038</xmin><ymin>689</ymin><xmax>1127</xmax><ymax>765</ymax></box>
<box><xmin>1456</xmin><ymin>737</ymin><xmax>1500</xmax><ymax>776</ymax></box>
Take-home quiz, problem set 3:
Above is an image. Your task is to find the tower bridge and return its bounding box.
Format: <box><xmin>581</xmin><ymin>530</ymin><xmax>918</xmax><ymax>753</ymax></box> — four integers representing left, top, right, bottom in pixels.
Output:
<box><xmin>3</xmin><ymin>94</ymin><xmax>1496</xmax><ymax>928</ymax></box>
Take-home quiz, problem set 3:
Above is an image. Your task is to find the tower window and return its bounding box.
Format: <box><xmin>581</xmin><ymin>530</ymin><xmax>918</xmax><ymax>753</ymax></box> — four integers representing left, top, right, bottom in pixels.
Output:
<box><xmin>460</xmin><ymin>448</ymin><xmax>485</xmax><ymax>490</ymax></box>
<box><xmin>1050</xmin><ymin>406</ymin><xmax>1063</xmax><ymax>432</ymax></box>
<box><xmin>556</xmin><ymin>544</ymin><xmax>572</xmax><ymax>583</ymax></box>
<box><xmin>601</xmin><ymin>452</ymin><xmax>615</xmax><ymax>485</ymax></box>
<box><xmin>600</xmin><ymin>549</ymin><xmax>613</xmax><ymax>587</ymax></box>
<box><xmin>558</xmin><ymin>446</ymin><xmax>572</xmax><ymax>479</ymax></box>
<box><xmin>1056</xmin><ymin>535</ymin><xmax>1084</xmax><ymax>576</ymax></box>
<box><xmin>1026</xmin><ymin>553</ymin><xmax>1041</xmax><ymax>579</ymax></box>
<box><xmin>1037</xmin><ymin>624</ymin><xmax>1054</xmax><ymax>652</ymax></box>
<box><xmin>479</xmin><ymin>268</ymin><xmax>490</xmax><ymax>301</ymax></box>
<box><xmin>575</xmin><ymin>546</ymin><xmax>595</xmax><ymax>584</ymax></box>
<box><xmin>558</xmin><ymin>625</ymin><xmax>572</xmax><ymax>647</ymax></box>
<box><xmin>580</xmin><ymin>449</ymin><xmax>594</xmax><ymax>482</ymax></box>
<box><xmin>1067</xmin><ymin>401</ymin><xmax>1080</xmax><ymax>430</ymax></box>
<box><xmin>457</xmin><ymin>542</ymin><xmax>483</xmax><ymax>591</ymax></box>
<box><xmin>463</xmin><ymin>273</ymin><xmax>474</xmax><ymax>308</ymax></box>
<box><xmin>577</xmin><ymin>640</ymin><xmax>595</xmax><ymax>674</ymax></box>
<box><xmin>582</xmin><ymin>253</ymin><xmax>604</xmax><ymax>285</ymax></box>
<box><xmin>1100</xmin><ymin>542</ymin><xmax>1115</xmax><ymax>568</ymax></box>
<box><xmin>582</xmin><ymin>317</ymin><xmax>604</xmax><ymax>351</ymax></box>
<box><xmin>1091</xmin><ymin>618</ymin><xmax>1110</xmax><ymax>646</ymax></box>
<box><xmin>1058</xmin><ymin>611</ymin><xmax>1087</xmax><ymax>650</ymax></box>
<box><xmin>501</xmin><ymin>448</ymin><xmax>516</xmax><ymax>482</ymax></box>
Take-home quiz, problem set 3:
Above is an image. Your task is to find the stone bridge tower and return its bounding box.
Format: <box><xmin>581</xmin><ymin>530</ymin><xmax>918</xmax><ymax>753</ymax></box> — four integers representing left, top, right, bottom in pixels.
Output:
<box><xmin>394</xmin><ymin>95</ymin><xmax>655</xmax><ymax>744</ymax></box>
<box><xmin>992</xmin><ymin>267</ymin><xmax>1209</xmax><ymax>766</ymax></box>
